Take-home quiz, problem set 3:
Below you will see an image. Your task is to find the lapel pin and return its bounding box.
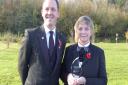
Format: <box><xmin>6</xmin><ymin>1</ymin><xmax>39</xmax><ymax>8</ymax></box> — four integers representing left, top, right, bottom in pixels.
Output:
<box><xmin>42</xmin><ymin>37</ymin><xmax>44</xmax><ymax>40</ymax></box>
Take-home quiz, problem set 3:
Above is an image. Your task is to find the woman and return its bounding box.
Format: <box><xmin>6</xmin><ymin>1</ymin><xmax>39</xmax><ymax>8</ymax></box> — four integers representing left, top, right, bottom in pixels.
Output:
<box><xmin>61</xmin><ymin>16</ymin><xmax>107</xmax><ymax>85</ymax></box>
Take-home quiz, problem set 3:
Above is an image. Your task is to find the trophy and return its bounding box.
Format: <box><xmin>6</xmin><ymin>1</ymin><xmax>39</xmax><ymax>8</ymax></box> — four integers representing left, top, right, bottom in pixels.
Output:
<box><xmin>71</xmin><ymin>48</ymin><xmax>85</xmax><ymax>78</ymax></box>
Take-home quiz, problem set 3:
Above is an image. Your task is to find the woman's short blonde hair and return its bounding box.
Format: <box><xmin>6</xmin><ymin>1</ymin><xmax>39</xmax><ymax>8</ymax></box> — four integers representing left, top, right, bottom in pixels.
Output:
<box><xmin>74</xmin><ymin>16</ymin><xmax>95</xmax><ymax>43</ymax></box>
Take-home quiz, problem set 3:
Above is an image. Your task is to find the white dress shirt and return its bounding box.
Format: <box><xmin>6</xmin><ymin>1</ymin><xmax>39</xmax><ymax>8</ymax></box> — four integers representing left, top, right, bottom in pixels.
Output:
<box><xmin>44</xmin><ymin>25</ymin><xmax>56</xmax><ymax>48</ymax></box>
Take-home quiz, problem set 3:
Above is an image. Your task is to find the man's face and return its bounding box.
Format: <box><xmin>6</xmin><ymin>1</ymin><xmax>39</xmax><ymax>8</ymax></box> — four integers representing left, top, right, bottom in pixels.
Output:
<box><xmin>42</xmin><ymin>0</ymin><xmax>59</xmax><ymax>29</ymax></box>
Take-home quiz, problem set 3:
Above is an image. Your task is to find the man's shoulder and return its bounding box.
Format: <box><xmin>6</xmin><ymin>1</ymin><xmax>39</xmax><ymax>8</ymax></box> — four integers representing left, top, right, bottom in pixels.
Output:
<box><xmin>25</xmin><ymin>26</ymin><xmax>41</xmax><ymax>34</ymax></box>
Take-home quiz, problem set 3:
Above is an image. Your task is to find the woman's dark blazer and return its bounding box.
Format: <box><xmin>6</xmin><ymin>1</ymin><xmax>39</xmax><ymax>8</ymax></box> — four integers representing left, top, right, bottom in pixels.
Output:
<box><xmin>61</xmin><ymin>43</ymin><xmax>107</xmax><ymax>85</ymax></box>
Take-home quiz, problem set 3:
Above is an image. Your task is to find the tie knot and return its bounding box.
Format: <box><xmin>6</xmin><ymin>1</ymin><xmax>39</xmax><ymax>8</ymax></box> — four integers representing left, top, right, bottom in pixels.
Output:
<box><xmin>80</xmin><ymin>47</ymin><xmax>84</xmax><ymax>50</ymax></box>
<box><xmin>77</xmin><ymin>46</ymin><xmax>88</xmax><ymax>52</ymax></box>
<box><xmin>49</xmin><ymin>31</ymin><xmax>53</xmax><ymax>35</ymax></box>
<box><xmin>80</xmin><ymin>47</ymin><xmax>85</xmax><ymax>53</ymax></box>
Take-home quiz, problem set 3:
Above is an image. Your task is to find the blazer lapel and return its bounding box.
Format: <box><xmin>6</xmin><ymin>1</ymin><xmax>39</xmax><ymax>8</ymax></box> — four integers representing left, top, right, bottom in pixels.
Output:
<box><xmin>88</xmin><ymin>43</ymin><xmax>94</xmax><ymax>60</ymax></box>
<box><xmin>73</xmin><ymin>44</ymin><xmax>79</xmax><ymax>60</ymax></box>
<box><xmin>82</xmin><ymin>43</ymin><xmax>94</xmax><ymax>66</ymax></box>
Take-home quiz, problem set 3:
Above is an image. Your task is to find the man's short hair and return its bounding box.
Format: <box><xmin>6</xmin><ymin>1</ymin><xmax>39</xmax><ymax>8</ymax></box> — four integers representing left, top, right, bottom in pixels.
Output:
<box><xmin>43</xmin><ymin>0</ymin><xmax>59</xmax><ymax>10</ymax></box>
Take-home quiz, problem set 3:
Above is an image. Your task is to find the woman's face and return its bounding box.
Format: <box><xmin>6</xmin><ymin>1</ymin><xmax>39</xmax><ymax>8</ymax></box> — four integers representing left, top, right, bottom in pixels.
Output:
<box><xmin>77</xmin><ymin>22</ymin><xmax>92</xmax><ymax>44</ymax></box>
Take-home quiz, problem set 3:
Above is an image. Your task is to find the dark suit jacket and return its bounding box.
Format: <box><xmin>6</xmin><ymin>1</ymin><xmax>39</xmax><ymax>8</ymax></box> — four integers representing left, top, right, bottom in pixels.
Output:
<box><xmin>61</xmin><ymin>43</ymin><xmax>107</xmax><ymax>85</ymax></box>
<box><xmin>18</xmin><ymin>25</ymin><xmax>66</xmax><ymax>85</ymax></box>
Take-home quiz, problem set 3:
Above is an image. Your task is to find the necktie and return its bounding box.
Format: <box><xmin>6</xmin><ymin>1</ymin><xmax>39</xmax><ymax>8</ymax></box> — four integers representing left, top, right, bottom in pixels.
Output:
<box><xmin>49</xmin><ymin>31</ymin><xmax>54</xmax><ymax>56</ymax></box>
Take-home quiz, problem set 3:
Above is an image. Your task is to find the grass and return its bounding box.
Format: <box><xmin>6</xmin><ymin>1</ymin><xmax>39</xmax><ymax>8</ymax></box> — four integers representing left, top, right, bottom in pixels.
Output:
<box><xmin>99</xmin><ymin>43</ymin><xmax>128</xmax><ymax>85</ymax></box>
<box><xmin>0</xmin><ymin>42</ymin><xmax>21</xmax><ymax>85</ymax></box>
<box><xmin>0</xmin><ymin>41</ymin><xmax>128</xmax><ymax>85</ymax></box>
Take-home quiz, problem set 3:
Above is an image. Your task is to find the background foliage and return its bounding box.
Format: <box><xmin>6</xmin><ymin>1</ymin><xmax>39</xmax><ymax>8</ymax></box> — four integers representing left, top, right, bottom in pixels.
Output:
<box><xmin>0</xmin><ymin>0</ymin><xmax>128</xmax><ymax>42</ymax></box>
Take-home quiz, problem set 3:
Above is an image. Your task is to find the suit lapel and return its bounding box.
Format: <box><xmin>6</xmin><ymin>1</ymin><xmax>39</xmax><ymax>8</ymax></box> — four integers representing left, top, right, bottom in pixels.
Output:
<box><xmin>54</xmin><ymin>32</ymin><xmax>61</xmax><ymax>70</ymax></box>
<box><xmin>52</xmin><ymin>32</ymin><xmax>63</xmax><ymax>73</ymax></box>
<box><xmin>38</xmin><ymin>26</ymin><xmax>50</xmax><ymax>66</ymax></box>
<box><xmin>56</xmin><ymin>32</ymin><xmax>61</xmax><ymax>60</ymax></box>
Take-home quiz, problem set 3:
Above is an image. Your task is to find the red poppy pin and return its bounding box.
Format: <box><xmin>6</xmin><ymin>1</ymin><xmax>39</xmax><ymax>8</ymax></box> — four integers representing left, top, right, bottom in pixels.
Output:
<box><xmin>85</xmin><ymin>52</ymin><xmax>91</xmax><ymax>59</ymax></box>
<box><xmin>85</xmin><ymin>52</ymin><xmax>91</xmax><ymax>60</ymax></box>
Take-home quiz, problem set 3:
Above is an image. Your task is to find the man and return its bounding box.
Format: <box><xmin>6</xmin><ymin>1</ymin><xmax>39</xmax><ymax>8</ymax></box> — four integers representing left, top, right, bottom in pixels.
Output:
<box><xmin>18</xmin><ymin>0</ymin><xmax>66</xmax><ymax>85</ymax></box>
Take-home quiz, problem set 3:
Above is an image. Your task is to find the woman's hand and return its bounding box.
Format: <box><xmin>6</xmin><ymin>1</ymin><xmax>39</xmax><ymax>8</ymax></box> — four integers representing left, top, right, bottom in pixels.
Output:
<box><xmin>67</xmin><ymin>73</ymin><xmax>78</xmax><ymax>85</ymax></box>
<box><xmin>77</xmin><ymin>76</ymin><xmax>86</xmax><ymax>85</ymax></box>
<box><xmin>67</xmin><ymin>73</ymin><xmax>86</xmax><ymax>85</ymax></box>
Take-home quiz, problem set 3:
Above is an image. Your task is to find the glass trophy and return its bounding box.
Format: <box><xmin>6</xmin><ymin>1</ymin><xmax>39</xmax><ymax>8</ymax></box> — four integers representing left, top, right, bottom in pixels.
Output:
<box><xmin>71</xmin><ymin>47</ymin><xmax>85</xmax><ymax>78</ymax></box>
<box><xmin>71</xmin><ymin>57</ymin><xmax>83</xmax><ymax>78</ymax></box>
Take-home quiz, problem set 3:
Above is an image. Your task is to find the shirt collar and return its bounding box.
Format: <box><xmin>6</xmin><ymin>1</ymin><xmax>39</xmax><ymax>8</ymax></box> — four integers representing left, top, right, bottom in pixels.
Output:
<box><xmin>43</xmin><ymin>24</ymin><xmax>56</xmax><ymax>34</ymax></box>
<box><xmin>78</xmin><ymin>42</ymin><xmax>90</xmax><ymax>48</ymax></box>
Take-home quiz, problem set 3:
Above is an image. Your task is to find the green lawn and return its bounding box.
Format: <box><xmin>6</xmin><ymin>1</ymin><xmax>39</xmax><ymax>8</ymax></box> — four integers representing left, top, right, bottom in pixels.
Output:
<box><xmin>0</xmin><ymin>42</ymin><xmax>128</xmax><ymax>85</ymax></box>
<box><xmin>0</xmin><ymin>42</ymin><xmax>21</xmax><ymax>85</ymax></box>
